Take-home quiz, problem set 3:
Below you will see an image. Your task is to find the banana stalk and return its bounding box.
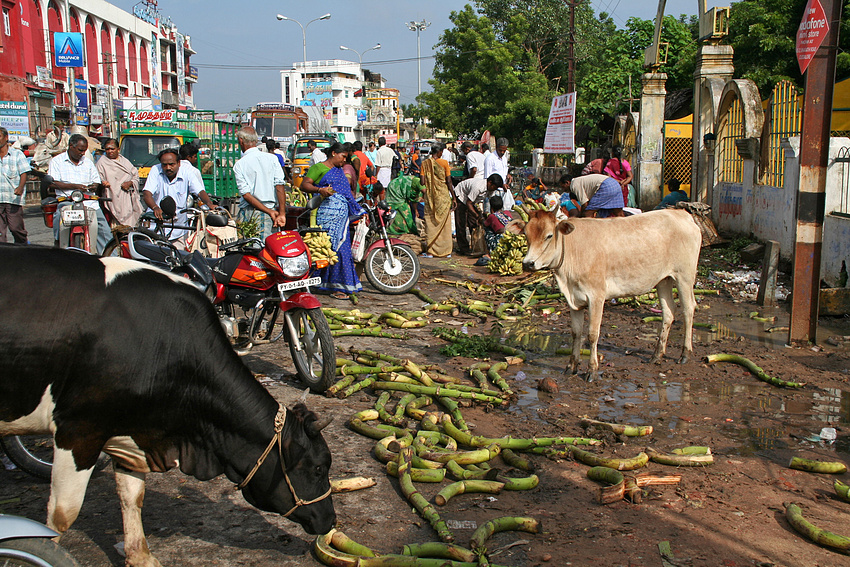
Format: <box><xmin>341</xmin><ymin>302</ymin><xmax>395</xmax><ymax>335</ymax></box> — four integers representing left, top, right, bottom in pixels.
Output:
<box><xmin>376</xmin><ymin>372</ymin><xmax>420</xmax><ymax>385</ymax></box>
<box><xmin>580</xmin><ymin>417</ymin><xmax>653</xmax><ymax>437</ymax></box>
<box><xmin>500</xmin><ymin>448</ymin><xmax>534</xmax><ymax>471</ymax></box>
<box><xmin>436</xmin><ymin>397</ymin><xmax>468</xmax><ymax>432</ymax></box>
<box><xmin>586</xmin><ymin>466</ymin><xmax>625</xmax><ymax>504</ymax></box>
<box><xmin>569</xmin><ymin>446</ymin><xmax>649</xmax><ymax>471</ymax></box>
<box><xmin>330</xmin><ymin>530</ymin><xmax>378</xmax><ymax>557</ymax></box>
<box><xmin>330</xmin><ymin>477</ymin><xmax>376</xmax><ymax>493</ymax></box>
<box><xmin>705</xmin><ymin>353</ymin><xmax>806</xmax><ymax>388</ymax></box>
<box><xmin>785</xmin><ymin>502</ymin><xmax>850</xmax><ymax>552</ymax></box>
<box><xmin>398</xmin><ymin>448</ymin><xmax>455</xmax><ymax>542</ymax></box>
<box><xmin>349</xmin><ymin>416</ymin><xmax>410</xmax><ymax>440</ymax></box>
<box><xmin>405</xmin><ymin>396</ymin><xmax>434</xmax><ymax>420</ymax></box>
<box><xmin>469</xmin><ymin>368</ymin><xmax>490</xmax><ymax>390</ymax></box>
<box><xmin>409</xmin><ymin>288</ymin><xmax>435</xmax><ymax>304</ymax></box>
<box><xmin>624</xmin><ymin>477</ymin><xmax>642</xmax><ymax>503</ymax></box>
<box><xmin>442</xmin><ymin>415</ymin><xmax>600</xmax><ymax>449</ymax></box>
<box><xmin>339</xmin><ymin>376</ymin><xmax>378</xmax><ymax>398</ymax></box>
<box><xmin>789</xmin><ymin>457</ymin><xmax>847</xmax><ymax>474</ymax></box>
<box><xmin>469</xmin><ymin>517</ymin><xmax>540</xmax><ymax>554</ymax></box>
<box><xmin>341</xmin><ymin>364</ymin><xmax>406</xmax><ymax>376</ymax></box>
<box><xmin>486</xmin><ymin>363</ymin><xmax>512</xmax><ymax>395</ymax></box>
<box><xmin>415</xmin><ymin>430</ymin><xmax>458</xmax><ymax>451</ymax></box>
<box><xmin>384</xmin><ymin>318</ymin><xmax>429</xmax><ymax>329</ymax></box>
<box><xmin>314</xmin><ymin>530</ymin><xmax>359</xmax><ymax>567</ymax></box>
<box><xmin>647</xmin><ymin>447</ymin><xmax>714</xmax><ymax>467</ymax></box>
<box><xmin>834</xmin><ymin>480</ymin><xmax>850</xmax><ymax>503</ymax></box>
<box><xmin>446</xmin><ymin>460</ymin><xmax>500</xmax><ymax>481</ymax></box>
<box><xmin>671</xmin><ymin>446</ymin><xmax>711</xmax><ymax>455</ymax></box>
<box><xmin>419</xmin><ymin>444</ymin><xmax>501</xmax><ymax>466</ymax></box>
<box><xmin>386</xmin><ymin>460</ymin><xmax>446</xmax><ymax>482</ymax></box>
<box><xmin>435</xmin><ymin>480</ymin><xmax>504</xmax><ymax>505</ymax></box>
<box><xmin>376</xmin><ymin>392</ymin><xmax>409</xmax><ymax>427</ymax></box>
<box><xmin>394</xmin><ymin>393</ymin><xmax>416</xmax><ymax>423</ymax></box>
<box><xmin>331</xmin><ymin>327</ymin><xmax>409</xmax><ymax>339</ymax></box>
<box><xmin>497</xmin><ymin>474</ymin><xmax>539</xmax><ymax>490</ymax></box>
<box><xmin>402</xmin><ymin>542</ymin><xmax>477</xmax><ymax>563</ymax></box>
<box><xmin>403</xmin><ymin>360</ymin><xmax>435</xmax><ymax>387</ymax></box>
<box><xmin>371</xmin><ymin>382</ymin><xmax>506</xmax><ymax>405</ymax></box>
<box><xmin>326</xmin><ymin>375</ymin><xmax>357</xmax><ymax>398</ymax></box>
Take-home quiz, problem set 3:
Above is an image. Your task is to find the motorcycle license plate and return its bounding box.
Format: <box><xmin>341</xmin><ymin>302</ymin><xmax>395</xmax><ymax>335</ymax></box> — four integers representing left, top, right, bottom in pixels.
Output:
<box><xmin>61</xmin><ymin>209</ymin><xmax>87</xmax><ymax>226</ymax></box>
<box><xmin>278</xmin><ymin>276</ymin><xmax>322</xmax><ymax>294</ymax></box>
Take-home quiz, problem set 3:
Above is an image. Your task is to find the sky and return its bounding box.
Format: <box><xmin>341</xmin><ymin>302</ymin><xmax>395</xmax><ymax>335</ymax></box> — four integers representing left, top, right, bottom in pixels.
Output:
<box><xmin>108</xmin><ymin>0</ymin><xmax>715</xmax><ymax>112</ymax></box>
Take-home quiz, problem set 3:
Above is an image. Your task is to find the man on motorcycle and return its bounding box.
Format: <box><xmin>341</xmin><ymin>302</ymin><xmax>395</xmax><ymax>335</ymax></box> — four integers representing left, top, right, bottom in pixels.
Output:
<box><xmin>47</xmin><ymin>134</ymin><xmax>111</xmax><ymax>254</ymax></box>
<box><xmin>142</xmin><ymin>148</ymin><xmax>215</xmax><ymax>247</ymax></box>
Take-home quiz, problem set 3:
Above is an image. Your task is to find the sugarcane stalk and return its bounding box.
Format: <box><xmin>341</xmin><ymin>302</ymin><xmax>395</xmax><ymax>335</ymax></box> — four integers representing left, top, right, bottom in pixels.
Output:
<box><xmin>469</xmin><ymin>368</ymin><xmax>490</xmax><ymax>390</ymax></box>
<box><xmin>587</xmin><ymin>466</ymin><xmax>626</xmax><ymax>504</ymax></box>
<box><xmin>398</xmin><ymin>448</ymin><xmax>454</xmax><ymax>542</ymax></box>
<box><xmin>355</xmin><ymin>556</ymin><xmax>510</xmax><ymax>567</ymax></box>
<box><xmin>469</xmin><ymin>517</ymin><xmax>540</xmax><ymax>554</ymax></box>
<box><xmin>580</xmin><ymin>417</ymin><xmax>653</xmax><ymax>437</ymax></box>
<box><xmin>314</xmin><ymin>530</ymin><xmax>359</xmax><ymax>567</ymax></box>
<box><xmin>569</xmin><ymin>446</ymin><xmax>649</xmax><ymax>471</ymax></box>
<box><xmin>339</xmin><ymin>376</ymin><xmax>377</xmax><ymax>398</ymax></box>
<box><xmin>789</xmin><ymin>457</ymin><xmax>847</xmax><ymax>474</ymax></box>
<box><xmin>371</xmin><ymin>382</ymin><xmax>506</xmax><ymax>405</ymax></box>
<box><xmin>402</xmin><ymin>543</ymin><xmax>477</xmax><ymax>563</ymax></box>
<box><xmin>330</xmin><ymin>530</ymin><xmax>378</xmax><ymax>557</ymax></box>
<box><xmin>332</xmin><ymin>327</ymin><xmax>409</xmax><ymax>339</ymax></box>
<box><xmin>375</xmin><ymin>392</ymin><xmax>409</xmax><ymax>427</ymax></box>
<box><xmin>415</xmin><ymin>430</ymin><xmax>458</xmax><ymax>451</ymax></box>
<box><xmin>435</xmin><ymin>480</ymin><xmax>504</xmax><ymax>506</ymax></box>
<box><xmin>349</xmin><ymin>348</ymin><xmax>406</xmax><ymax>365</ymax></box>
<box><xmin>419</xmin><ymin>444</ymin><xmax>501</xmax><ymax>466</ymax></box>
<box><xmin>623</xmin><ymin>477</ymin><xmax>642</xmax><ymax>503</ymax></box>
<box><xmin>445</xmin><ymin>460</ymin><xmax>500</xmax><ymax>481</ymax></box>
<box><xmin>834</xmin><ymin>480</ymin><xmax>850</xmax><ymax>503</ymax></box>
<box><xmin>784</xmin><ymin>502</ymin><xmax>850</xmax><ymax>552</ymax></box>
<box><xmin>486</xmin><ymin>364</ymin><xmax>513</xmax><ymax>395</ymax></box>
<box><xmin>342</xmin><ymin>364</ymin><xmax>406</xmax><ymax>376</ymax></box>
<box><xmin>553</xmin><ymin>347</ymin><xmax>595</xmax><ymax>357</ymax></box>
<box><xmin>437</xmin><ymin>397</ymin><xmax>468</xmax><ymax>432</ymax></box>
<box><xmin>394</xmin><ymin>393</ymin><xmax>416</xmax><ymax>423</ymax></box>
<box><xmin>405</xmin><ymin>396</ymin><xmax>434</xmax><ymax>420</ymax></box>
<box><xmin>376</xmin><ymin>372</ymin><xmax>420</xmax><ymax>385</ymax></box>
<box><xmin>497</xmin><ymin>474</ymin><xmax>539</xmax><ymax>490</ymax></box>
<box><xmin>706</xmin><ymin>353</ymin><xmax>806</xmax><ymax>388</ymax></box>
<box><xmin>386</xmin><ymin>460</ymin><xmax>447</xmax><ymax>482</ymax></box>
<box><xmin>326</xmin><ymin>374</ymin><xmax>357</xmax><ymax>398</ymax></box>
<box><xmin>403</xmin><ymin>360</ymin><xmax>436</xmax><ymax>387</ymax></box>
<box><xmin>330</xmin><ymin>477</ymin><xmax>376</xmax><ymax>493</ymax></box>
<box><xmin>409</xmin><ymin>288</ymin><xmax>435</xmax><ymax>304</ymax></box>
<box><xmin>349</xmin><ymin>415</ymin><xmax>410</xmax><ymax>440</ymax></box>
<box><xmin>441</xmin><ymin>415</ymin><xmax>600</xmax><ymax>449</ymax></box>
<box><xmin>647</xmin><ymin>447</ymin><xmax>714</xmax><ymax>467</ymax></box>
<box><xmin>500</xmin><ymin>448</ymin><xmax>534</xmax><ymax>471</ymax></box>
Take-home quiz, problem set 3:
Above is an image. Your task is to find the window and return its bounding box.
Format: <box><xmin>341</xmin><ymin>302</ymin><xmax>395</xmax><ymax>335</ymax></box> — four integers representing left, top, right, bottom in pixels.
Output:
<box><xmin>3</xmin><ymin>9</ymin><xmax>10</xmax><ymax>36</ymax></box>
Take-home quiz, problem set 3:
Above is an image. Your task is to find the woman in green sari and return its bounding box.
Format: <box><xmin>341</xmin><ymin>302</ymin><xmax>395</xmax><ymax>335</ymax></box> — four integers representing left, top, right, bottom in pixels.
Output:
<box><xmin>385</xmin><ymin>173</ymin><xmax>424</xmax><ymax>235</ymax></box>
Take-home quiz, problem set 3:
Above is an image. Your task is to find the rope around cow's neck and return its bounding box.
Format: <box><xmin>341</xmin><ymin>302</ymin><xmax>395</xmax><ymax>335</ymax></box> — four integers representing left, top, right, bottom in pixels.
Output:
<box><xmin>235</xmin><ymin>404</ymin><xmax>332</xmax><ymax>518</ymax></box>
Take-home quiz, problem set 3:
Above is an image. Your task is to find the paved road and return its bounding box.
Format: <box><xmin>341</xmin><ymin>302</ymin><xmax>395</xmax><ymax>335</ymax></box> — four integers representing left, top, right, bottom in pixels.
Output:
<box><xmin>21</xmin><ymin>204</ymin><xmax>54</xmax><ymax>246</ymax></box>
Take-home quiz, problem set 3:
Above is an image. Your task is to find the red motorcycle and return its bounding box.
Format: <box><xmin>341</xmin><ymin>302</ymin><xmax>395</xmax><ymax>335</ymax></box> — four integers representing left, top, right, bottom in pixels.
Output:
<box><xmin>210</xmin><ymin>227</ymin><xmax>335</xmax><ymax>392</ymax></box>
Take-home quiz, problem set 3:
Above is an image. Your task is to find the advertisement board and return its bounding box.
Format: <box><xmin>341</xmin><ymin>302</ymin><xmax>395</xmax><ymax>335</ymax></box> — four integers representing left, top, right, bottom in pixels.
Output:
<box><xmin>796</xmin><ymin>0</ymin><xmax>829</xmax><ymax>74</ymax></box>
<box><xmin>54</xmin><ymin>32</ymin><xmax>84</xmax><ymax>67</ymax></box>
<box><xmin>36</xmin><ymin>66</ymin><xmax>52</xmax><ymax>88</ymax></box>
<box><xmin>150</xmin><ymin>31</ymin><xmax>162</xmax><ymax>110</ymax></box>
<box><xmin>175</xmin><ymin>32</ymin><xmax>187</xmax><ymax>107</ymax></box>
<box><xmin>90</xmin><ymin>104</ymin><xmax>104</xmax><ymax>125</ymax></box>
<box><xmin>75</xmin><ymin>78</ymin><xmax>89</xmax><ymax>125</ymax></box>
<box><xmin>543</xmin><ymin>92</ymin><xmax>576</xmax><ymax>154</ymax></box>
<box><xmin>126</xmin><ymin>110</ymin><xmax>176</xmax><ymax>122</ymax></box>
<box><xmin>300</xmin><ymin>80</ymin><xmax>333</xmax><ymax>120</ymax></box>
<box><xmin>0</xmin><ymin>101</ymin><xmax>29</xmax><ymax>141</ymax></box>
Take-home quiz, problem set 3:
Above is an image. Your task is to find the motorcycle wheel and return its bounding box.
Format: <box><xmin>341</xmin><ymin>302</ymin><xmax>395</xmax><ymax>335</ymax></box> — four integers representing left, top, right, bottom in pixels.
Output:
<box><xmin>100</xmin><ymin>238</ymin><xmax>122</xmax><ymax>258</ymax></box>
<box><xmin>364</xmin><ymin>244</ymin><xmax>420</xmax><ymax>294</ymax></box>
<box><xmin>0</xmin><ymin>538</ymin><xmax>80</xmax><ymax>567</ymax></box>
<box><xmin>0</xmin><ymin>436</ymin><xmax>52</xmax><ymax>481</ymax></box>
<box><xmin>286</xmin><ymin>308</ymin><xmax>335</xmax><ymax>393</ymax></box>
<box><xmin>69</xmin><ymin>233</ymin><xmax>84</xmax><ymax>250</ymax></box>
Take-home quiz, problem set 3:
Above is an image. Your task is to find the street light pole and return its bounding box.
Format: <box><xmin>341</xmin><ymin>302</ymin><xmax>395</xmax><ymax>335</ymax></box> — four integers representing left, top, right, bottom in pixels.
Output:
<box><xmin>340</xmin><ymin>44</ymin><xmax>380</xmax><ymax>143</ymax></box>
<box><xmin>405</xmin><ymin>19</ymin><xmax>431</xmax><ymax>100</ymax></box>
<box><xmin>276</xmin><ymin>13</ymin><xmax>331</xmax><ymax>100</ymax></box>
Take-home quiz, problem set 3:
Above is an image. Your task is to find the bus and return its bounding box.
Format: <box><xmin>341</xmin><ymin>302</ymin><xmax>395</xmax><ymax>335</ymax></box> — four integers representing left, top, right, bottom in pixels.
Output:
<box><xmin>250</xmin><ymin>103</ymin><xmax>308</xmax><ymax>153</ymax></box>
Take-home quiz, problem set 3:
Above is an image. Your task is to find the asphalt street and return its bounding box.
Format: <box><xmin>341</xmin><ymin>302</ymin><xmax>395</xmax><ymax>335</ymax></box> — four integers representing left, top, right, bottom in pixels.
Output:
<box><xmin>20</xmin><ymin>204</ymin><xmax>54</xmax><ymax>247</ymax></box>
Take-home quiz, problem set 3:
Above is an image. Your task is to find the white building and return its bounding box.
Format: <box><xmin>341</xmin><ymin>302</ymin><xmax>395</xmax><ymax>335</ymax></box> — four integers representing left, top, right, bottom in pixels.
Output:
<box><xmin>280</xmin><ymin>59</ymin><xmax>399</xmax><ymax>143</ymax></box>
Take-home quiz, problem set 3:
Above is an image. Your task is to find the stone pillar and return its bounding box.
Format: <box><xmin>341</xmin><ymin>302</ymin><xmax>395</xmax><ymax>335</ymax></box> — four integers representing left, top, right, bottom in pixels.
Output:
<box><xmin>637</xmin><ymin>72</ymin><xmax>666</xmax><ymax>210</ymax></box>
<box><xmin>691</xmin><ymin>45</ymin><xmax>734</xmax><ymax>204</ymax></box>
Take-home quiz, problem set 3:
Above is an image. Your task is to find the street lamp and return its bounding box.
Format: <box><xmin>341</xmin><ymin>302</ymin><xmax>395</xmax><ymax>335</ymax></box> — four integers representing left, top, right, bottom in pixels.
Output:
<box><xmin>276</xmin><ymin>13</ymin><xmax>331</xmax><ymax>99</ymax></box>
<box><xmin>339</xmin><ymin>44</ymin><xmax>381</xmax><ymax>143</ymax></box>
<box><xmin>405</xmin><ymin>19</ymin><xmax>431</xmax><ymax>99</ymax></box>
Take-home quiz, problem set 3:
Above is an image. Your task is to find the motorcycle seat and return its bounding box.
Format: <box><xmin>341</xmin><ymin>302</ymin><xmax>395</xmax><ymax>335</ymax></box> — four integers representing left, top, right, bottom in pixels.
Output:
<box><xmin>133</xmin><ymin>240</ymin><xmax>189</xmax><ymax>266</ymax></box>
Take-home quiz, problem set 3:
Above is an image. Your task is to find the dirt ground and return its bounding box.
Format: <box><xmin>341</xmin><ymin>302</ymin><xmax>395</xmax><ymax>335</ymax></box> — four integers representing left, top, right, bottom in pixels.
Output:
<box><xmin>2</xmin><ymin>245</ymin><xmax>849</xmax><ymax>567</ymax></box>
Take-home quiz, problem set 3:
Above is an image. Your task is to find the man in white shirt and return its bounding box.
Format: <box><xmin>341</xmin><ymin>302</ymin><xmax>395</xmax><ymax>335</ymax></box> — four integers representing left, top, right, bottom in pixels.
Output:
<box><xmin>461</xmin><ymin>141</ymin><xmax>485</xmax><ymax>180</ymax></box>
<box><xmin>142</xmin><ymin>148</ymin><xmax>214</xmax><ymax>245</ymax></box>
<box><xmin>307</xmin><ymin>140</ymin><xmax>326</xmax><ymax>167</ymax></box>
<box><xmin>441</xmin><ymin>144</ymin><xmax>455</xmax><ymax>165</ymax></box>
<box><xmin>374</xmin><ymin>136</ymin><xmax>396</xmax><ymax>190</ymax></box>
<box><xmin>453</xmin><ymin>173</ymin><xmax>504</xmax><ymax>256</ymax></box>
<box><xmin>47</xmin><ymin>134</ymin><xmax>111</xmax><ymax>253</ymax></box>
<box><xmin>483</xmin><ymin>137</ymin><xmax>511</xmax><ymax>187</ymax></box>
<box><xmin>233</xmin><ymin>126</ymin><xmax>287</xmax><ymax>241</ymax></box>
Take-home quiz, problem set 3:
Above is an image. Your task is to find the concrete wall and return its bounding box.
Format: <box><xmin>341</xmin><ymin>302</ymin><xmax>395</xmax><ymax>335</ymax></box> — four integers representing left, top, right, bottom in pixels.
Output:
<box><xmin>711</xmin><ymin>136</ymin><xmax>850</xmax><ymax>286</ymax></box>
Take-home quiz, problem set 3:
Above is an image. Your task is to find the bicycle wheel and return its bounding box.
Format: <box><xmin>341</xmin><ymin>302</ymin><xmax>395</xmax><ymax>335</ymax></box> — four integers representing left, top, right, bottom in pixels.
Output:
<box><xmin>286</xmin><ymin>307</ymin><xmax>335</xmax><ymax>393</ymax></box>
<box><xmin>0</xmin><ymin>435</ymin><xmax>53</xmax><ymax>480</ymax></box>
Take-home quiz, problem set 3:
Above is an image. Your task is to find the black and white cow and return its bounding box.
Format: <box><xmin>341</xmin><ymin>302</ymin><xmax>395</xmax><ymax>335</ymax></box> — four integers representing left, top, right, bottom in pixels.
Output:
<box><xmin>0</xmin><ymin>245</ymin><xmax>335</xmax><ymax>567</ymax></box>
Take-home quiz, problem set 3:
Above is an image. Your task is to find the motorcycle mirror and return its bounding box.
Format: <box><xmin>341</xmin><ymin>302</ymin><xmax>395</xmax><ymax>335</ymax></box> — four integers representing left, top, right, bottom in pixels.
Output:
<box><xmin>39</xmin><ymin>175</ymin><xmax>54</xmax><ymax>199</ymax></box>
<box><xmin>307</xmin><ymin>194</ymin><xmax>323</xmax><ymax>210</ymax></box>
<box><xmin>160</xmin><ymin>196</ymin><xmax>177</xmax><ymax>219</ymax></box>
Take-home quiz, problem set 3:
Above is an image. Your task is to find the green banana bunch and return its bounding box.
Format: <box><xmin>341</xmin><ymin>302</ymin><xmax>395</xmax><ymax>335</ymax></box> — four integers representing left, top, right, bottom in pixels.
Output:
<box><xmin>286</xmin><ymin>184</ymin><xmax>308</xmax><ymax>207</ymax></box>
<box><xmin>303</xmin><ymin>231</ymin><xmax>339</xmax><ymax>266</ymax></box>
<box><xmin>488</xmin><ymin>232</ymin><xmax>528</xmax><ymax>276</ymax></box>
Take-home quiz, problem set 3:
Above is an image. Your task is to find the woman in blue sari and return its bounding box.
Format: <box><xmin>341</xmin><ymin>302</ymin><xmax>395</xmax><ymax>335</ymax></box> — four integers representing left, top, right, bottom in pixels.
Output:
<box><xmin>301</xmin><ymin>142</ymin><xmax>365</xmax><ymax>300</ymax></box>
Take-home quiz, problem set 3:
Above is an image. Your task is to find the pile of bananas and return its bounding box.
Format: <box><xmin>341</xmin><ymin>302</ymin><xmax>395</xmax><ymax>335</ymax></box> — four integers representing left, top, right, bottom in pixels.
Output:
<box><xmin>303</xmin><ymin>231</ymin><xmax>339</xmax><ymax>266</ymax></box>
<box><xmin>286</xmin><ymin>184</ymin><xmax>308</xmax><ymax>207</ymax></box>
<box><xmin>488</xmin><ymin>231</ymin><xmax>528</xmax><ymax>276</ymax></box>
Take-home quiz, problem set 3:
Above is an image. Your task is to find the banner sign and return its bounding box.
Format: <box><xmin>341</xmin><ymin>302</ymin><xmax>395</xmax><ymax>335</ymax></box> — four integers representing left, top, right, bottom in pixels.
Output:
<box><xmin>300</xmin><ymin>80</ymin><xmax>333</xmax><ymax>108</ymax></box>
<box><xmin>150</xmin><ymin>31</ymin><xmax>162</xmax><ymax>110</ymax></box>
<box><xmin>356</xmin><ymin>109</ymin><xmax>368</xmax><ymax>122</ymax></box>
<box><xmin>90</xmin><ymin>104</ymin><xmax>104</xmax><ymax>125</ymax></box>
<box><xmin>54</xmin><ymin>32</ymin><xmax>84</xmax><ymax>67</ymax></box>
<box><xmin>126</xmin><ymin>110</ymin><xmax>176</xmax><ymax>122</ymax></box>
<box><xmin>36</xmin><ymin>66</ymin><xmax>52</xmax><ymax>88</ymax></box>
<box><xmin>175</xmin><ymin>32</ymin><xmax>187</xmax><ymax>107</ymax></box>
<box><xmin>189</xmin><ymin>65</ymin><xmax>199</xmax><ymax>81</ymax></box>
<box><xmin>0</xmin><ymin>101</ymin><xmax>29</xmax><ymax>141</ymax></box>
<box><xmin>796</xmin><ymin>0</ymin><xmax>830</xmax><ymax>74</ymax></box>
<box><xmin>543</xmin><ymin>92</ymin><xmax>576</xmax><ymax>154</ymax></box>
<box><xmin>75</xmin><ymin>78</ymin><xmax>89</xmax><ymax>125</ymax></box>
<box><xmin>384</xmin><ymin>133</ymin><xmax>398</xmax><ymax>144</ymax></box>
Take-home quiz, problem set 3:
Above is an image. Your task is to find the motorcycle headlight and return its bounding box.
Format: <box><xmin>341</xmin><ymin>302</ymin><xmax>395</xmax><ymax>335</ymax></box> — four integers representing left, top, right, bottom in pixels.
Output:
<box><xmin>385</xmin><ymin>209</ymin><xmax>398</xmax><ymax>223</ymax></box>
<box><xmin>71</xmin><ymin>190</ymin><xmax>84</xmax><ymax>203</ymax></box>
<box><xmin>292</xmin><ymin>166</ymin><xmax>301</xmax><ymax>175</ymax></box>
<box><xmin>278</xmin><ymin>252</ymin><xmax>310</xmax><ymax>279</ymax></box>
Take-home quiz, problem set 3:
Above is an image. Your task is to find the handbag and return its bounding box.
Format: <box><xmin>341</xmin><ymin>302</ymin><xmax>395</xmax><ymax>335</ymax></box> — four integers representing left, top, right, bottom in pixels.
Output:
<box><xmin>350</xmin><ymin>219</ymin><xmax>369</xmax><ymax>263</ymax></box>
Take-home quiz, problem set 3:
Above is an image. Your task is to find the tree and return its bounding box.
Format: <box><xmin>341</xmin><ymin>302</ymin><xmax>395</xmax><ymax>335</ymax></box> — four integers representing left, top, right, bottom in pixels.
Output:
<box><xmin>421</xmin><ymin>5</ymin><xmax>551</xmax><ymax>150</ymax></box>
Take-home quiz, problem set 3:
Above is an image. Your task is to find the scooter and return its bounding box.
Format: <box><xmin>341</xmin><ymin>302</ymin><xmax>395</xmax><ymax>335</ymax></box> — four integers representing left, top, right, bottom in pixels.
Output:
<box><xmin>0</xmin><ymin>515</ymin><xmax>79</xmax><ymax>566</ymax></box>
<box><xmin>38</xmin><ymin>175</ymin><xmax>109</xmax><ymax>253</ymax></box>
<box><xmin>349</xmin><ymin>200</ymin><xmax>421</xmax><ymax>294</ymax></box>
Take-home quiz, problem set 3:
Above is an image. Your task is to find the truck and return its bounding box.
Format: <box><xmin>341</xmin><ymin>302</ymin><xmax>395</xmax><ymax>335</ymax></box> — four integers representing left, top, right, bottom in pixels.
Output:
<box><xmin>117</xmin><ymin>109</ymin><xmax>240</xmax><ymax>200</ymax></box>
<box><xmin>250</xmin><ymin>103</ymin><xmax>309</xmax><ymax>156</ymax></box>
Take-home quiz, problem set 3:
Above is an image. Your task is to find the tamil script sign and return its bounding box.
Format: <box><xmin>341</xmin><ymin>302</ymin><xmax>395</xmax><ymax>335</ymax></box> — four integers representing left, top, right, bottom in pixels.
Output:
<box><xmin>543</xmin><ymin>92</ymin><xmax>576</xmax><ymax>154</ymax></box>
<box><xmin>53</xmin><ymin>32</ymin><xmax>84</xmax><ymax>67</ymax></box>
<box><xmin>126</xmin><ymin>110</ymin><xmax>176</xmax><ymax>122</ymax></box>
<box><xmin>0</xmin><ymin>101</ymin><xmax>29</xmax><ymax>141</ymax></box>
<box><xmin>90</xmin><ymin>104</ymin><xmax>104</xmax><ymax>125</ymax></box>
<box><xmin>796</xmin><ymin>0</ymin><xmax>830</xmax><ymax>74</ymax></box>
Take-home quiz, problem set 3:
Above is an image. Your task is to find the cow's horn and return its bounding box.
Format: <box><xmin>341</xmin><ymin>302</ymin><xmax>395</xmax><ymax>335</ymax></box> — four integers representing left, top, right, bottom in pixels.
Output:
<box><xmin>298</xmin><ymin>388</ymin><xmax>309</xmax><ymax>405</ymax></box>
<box><xmin>312</xmin><ymin>415</ymin><xmax>334</xmax><ymax>432</ymax></box>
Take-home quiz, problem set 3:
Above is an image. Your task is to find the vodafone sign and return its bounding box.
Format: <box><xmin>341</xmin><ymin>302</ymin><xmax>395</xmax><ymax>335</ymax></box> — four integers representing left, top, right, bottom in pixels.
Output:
<box><xmin>127</xmin><ymin>110</ymin><xmax>176</xmax><ymax>123</ymax></box>
<box><xmin>796</xmin><ymin>0</ymin><xmax>830</xmax><ymax>74</ymax></box>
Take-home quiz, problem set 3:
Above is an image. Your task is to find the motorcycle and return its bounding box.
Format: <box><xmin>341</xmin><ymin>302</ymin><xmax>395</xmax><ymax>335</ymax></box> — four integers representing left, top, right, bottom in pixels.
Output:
<box><xmin>0</xmin><ymin>436</ymin><xmax>52</xmax><ymax>480</ymax></box>
<box><xmin>348</xmin><ymin>200</ymin><xmax>421</xmax><ymax>294</ymax></box>
<box><xmin>0</xmin><ymin>514</ymin><xmax>79</xmax><ymax>566</ymax></box>
<box><xmin>38</xmin><ymin>175</ymin><xmax>110</xmax><ymax>253</ymax></box>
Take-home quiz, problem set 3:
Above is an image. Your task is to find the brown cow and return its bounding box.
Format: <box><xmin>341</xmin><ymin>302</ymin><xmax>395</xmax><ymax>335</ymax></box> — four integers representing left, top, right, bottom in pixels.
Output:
<box><xmin>508</xmin><ymin>209</ymin><xmax>701</xmax><ymax>374</ymax></box>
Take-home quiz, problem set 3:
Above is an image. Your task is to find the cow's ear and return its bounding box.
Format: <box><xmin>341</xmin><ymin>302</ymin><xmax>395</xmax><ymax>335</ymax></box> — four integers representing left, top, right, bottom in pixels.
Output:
<box><xmin>557</xmin><ymin>220</ymin><xmax>575</xmax><ymax>235</ymax></box>
<box><xmin>505</xmin><ymin>219</ymin><xmax>525</xmax><ymax>234</ymax></box>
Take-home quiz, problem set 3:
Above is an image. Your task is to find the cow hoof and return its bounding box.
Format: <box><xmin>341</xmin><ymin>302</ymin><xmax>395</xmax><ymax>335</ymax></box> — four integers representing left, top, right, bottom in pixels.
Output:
<box><xmin>649</xmin><ymin>355</ymin><xmax>662</xmax><ymax>365</ymax></box>
<box><xmin>677</xmin><ymin>355</ymin><xmax>690</xmax><ymax>365</ymax></box>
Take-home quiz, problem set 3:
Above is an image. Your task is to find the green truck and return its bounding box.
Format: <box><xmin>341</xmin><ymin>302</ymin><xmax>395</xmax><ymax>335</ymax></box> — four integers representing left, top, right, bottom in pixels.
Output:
<box><xmin>117</xmin><ymin>109</ymin><xmax>240</xmax><ymax>200</ymax></box>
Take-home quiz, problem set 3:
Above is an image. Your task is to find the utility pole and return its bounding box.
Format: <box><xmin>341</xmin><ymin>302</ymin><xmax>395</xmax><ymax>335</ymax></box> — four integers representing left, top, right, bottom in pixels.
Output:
<box><xmin>566</xmin><ymin>1</ymin><xmax>578</xmax><ymax>93</ymax></box>
<box><xmin>406</xmin><ymin>20</ymin><xmax>431</xmax><ymax>99</ymax></box>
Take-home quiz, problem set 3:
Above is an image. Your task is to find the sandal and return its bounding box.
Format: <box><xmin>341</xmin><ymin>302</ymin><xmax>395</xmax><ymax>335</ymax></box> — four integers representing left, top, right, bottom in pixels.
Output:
<box><xmin>330</xmin><ymin>292</ymin><xmax>349</xmax><ymax>300</ymax></box>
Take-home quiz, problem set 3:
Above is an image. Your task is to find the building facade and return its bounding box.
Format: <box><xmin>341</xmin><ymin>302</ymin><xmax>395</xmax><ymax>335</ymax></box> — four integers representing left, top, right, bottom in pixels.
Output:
<box><xmin>0</xmin><ymin>0</ymin><xmax>195</xmax><ymax>140</ymax></box>
<box><xmin>280</xmin><ymin>59</ymin><xmax>400</xmax><ymax>143</ymax></box>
